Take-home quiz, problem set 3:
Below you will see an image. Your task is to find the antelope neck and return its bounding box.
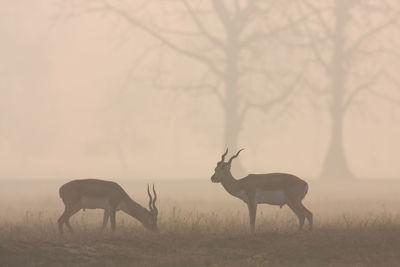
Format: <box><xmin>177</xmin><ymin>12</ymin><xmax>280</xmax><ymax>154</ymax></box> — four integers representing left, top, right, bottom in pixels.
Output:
<box><xmin>220</xmin><ymin>172</ymin><xmax>242</xmax><ymax>196</ymax></box>
<box><xmin>122</xmin><ymin>196</ymin><xmax>151</xmax><ymax>222</ymax></box>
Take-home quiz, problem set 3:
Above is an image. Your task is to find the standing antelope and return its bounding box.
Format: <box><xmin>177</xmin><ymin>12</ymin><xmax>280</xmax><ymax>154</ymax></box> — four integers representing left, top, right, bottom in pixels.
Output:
<box><xmin>58</xmin><ymin>179</ymin><xmax>158</xmax><ymax>234</ymax></box>
<box><xmin>211</xmin><ymin>149</ymin><xmax>312</xmax><ymax>233</ymax></box>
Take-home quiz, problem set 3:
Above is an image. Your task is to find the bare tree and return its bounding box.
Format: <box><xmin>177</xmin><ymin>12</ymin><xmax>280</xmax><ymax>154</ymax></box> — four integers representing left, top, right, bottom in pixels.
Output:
<box><xmin>299</xmin><ymin>0</ymin><xmax>399</xmax><ymax>180</ymax></box>
<box><xmin>61</xmin><ymin>0</ymin><xmax>309</xmax><ymax>173</ymax></box>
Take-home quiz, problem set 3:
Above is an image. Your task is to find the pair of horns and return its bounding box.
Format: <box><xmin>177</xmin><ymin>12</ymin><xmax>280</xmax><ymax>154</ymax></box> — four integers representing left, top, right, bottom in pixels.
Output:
<box><xmin>147</xmin><ymin>184</ymin><xmax>158</xmax><ymax>215</ymax></box>
<box><xmin>220</xmin><ymin>148</ymin><xmax>244</xmax><ymax>164</ymax></box>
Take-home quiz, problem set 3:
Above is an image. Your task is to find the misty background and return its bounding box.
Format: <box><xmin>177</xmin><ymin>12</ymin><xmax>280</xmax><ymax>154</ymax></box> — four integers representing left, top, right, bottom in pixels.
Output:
<box><xmin>1</xmin><ymin>0</ymin><xmax>400</xmax><ymax>181</ymax></box>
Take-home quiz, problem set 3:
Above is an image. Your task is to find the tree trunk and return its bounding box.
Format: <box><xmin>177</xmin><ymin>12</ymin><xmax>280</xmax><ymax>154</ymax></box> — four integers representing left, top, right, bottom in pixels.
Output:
<box><xmin>224</xmin><ymin>99</ymin><xmax>244</xmax><ymax>173</ymax></box>
<box><xmin>320</xmin><ymin>109</ymin><xmax>353</xmax><ymax>180</ymax></box>
<box><xmin>223</xmin><ymin>30</ymin><xmax>245</xmax><ymax>175</ymax></box>
<box><xmin>320</xmin><ymin>0</ymin><xmax>354</xmax><ymax>180</ymax></box>
<box><xmin>321</xmin><ymin>71</ymin><xmax>354</xmax><ymax>180</ymax></box>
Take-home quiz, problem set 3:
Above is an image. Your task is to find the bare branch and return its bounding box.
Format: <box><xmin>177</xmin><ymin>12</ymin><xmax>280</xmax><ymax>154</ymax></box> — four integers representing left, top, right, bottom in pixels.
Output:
<box><xmin>247</xmin><ymin>70</ymin><xmax>305</xmax><ymax>112</ymax></box>
<box><xmin>301</xmin><ymin>0</ymin><xmax>332</xmax><ymax>36</ymax></box>
<box><xmin>239</xmin><ymin>9</ymin><xmax>315</xmax><ymax>49</ymax></box>
<box><xmin>344</xmin><ymin>70</ymin><xmax>383</xmax><ymax>109</ymax></box>
<box><xmin>365</xmin><ymin>71</ymin><xmax>400</xmax><ymax>105</ymax></box>
<box><xmin>234</xmin><ymin>0</ymin><xmax>240</xmax><ymax>17</ymax></box>
<box><xmin>234</xmin><ymin>0</ymin><xmax>257</xmax><ymax>32</ymax></box>
<box><xmin>346</xmin><ymin>17</ymin><xmax>397</xmax><ymax>57</ymax></box>
<box><xmin>102</xmin><ymin>1</ymin><xmax>224</xmax><ymax>77</ymax></box>
<box><xmin>302</xmin><ymin>75</ymin><xmax>330</xmax><ymax>96</ymax></box>
<box><xmin>181</xmin><ymin>0</ymin><xmax>224</xmax><ymax>49</ymax></box>
<box><xmin>211</xmin><ymin>0</ymin><xmax>231</xmax><ymax>30</ymax></box>
<box><xmin>297</xmin><ymin>1</ymin><xmax>330</xmax><ymax>71</ymax></box>
<box><xmin>152</xmin><ymin>67</ymin><xmax>225</xmax><ymax>107</ymax></box>
<box><xmin>384</xmin><ymin>71</ymin><xmax>400</xmax><ymax>90</ymax></box>
<box><xmin>368</xmin><ymin>89</ymin><xmax>400</xmax><ymax>105</ymax></box>
<box><xmin>303</xmin><ymin>22</ymin><xmax>329</xmax><ymax>70</ymax></box>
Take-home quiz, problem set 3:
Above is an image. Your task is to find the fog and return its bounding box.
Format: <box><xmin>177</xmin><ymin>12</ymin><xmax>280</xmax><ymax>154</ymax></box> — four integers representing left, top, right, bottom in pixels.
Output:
<box><xmin>1</xmin><ymin>0</ymin><xmax>400</xmax><ymax>180</ymax></box>
<box><xmin>3</xmin><ymin>3</ymin><xmax>400</xmax><ymax>266</ymax></box>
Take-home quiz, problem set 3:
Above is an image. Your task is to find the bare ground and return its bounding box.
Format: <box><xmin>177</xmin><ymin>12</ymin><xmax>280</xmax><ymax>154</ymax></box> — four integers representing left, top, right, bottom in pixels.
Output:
<box><xmin>1</xmin><ymin>227</ymin><xmax>400</xmax><ymax>267</ymax></box>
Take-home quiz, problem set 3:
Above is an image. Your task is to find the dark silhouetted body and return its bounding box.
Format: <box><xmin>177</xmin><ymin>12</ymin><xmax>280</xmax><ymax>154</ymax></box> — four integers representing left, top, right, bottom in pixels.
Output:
<box><xmin>211</xmin><ymin>149</ymin><xmax>312</xmax><ymax>233</ymax></box>
<box><xmin>58</xmin><ymin>179</ymin><xmax>158</xmax><ymax>234</ymax></box>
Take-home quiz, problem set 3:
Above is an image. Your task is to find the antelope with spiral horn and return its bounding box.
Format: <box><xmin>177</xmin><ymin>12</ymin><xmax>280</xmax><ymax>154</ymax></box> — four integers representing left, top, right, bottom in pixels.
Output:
<box><xmin>58</xmin><ymin>179</ymin><xmax>158</xmax><ymax>234</ymax></box>
<box><xmin>211</xmin><ymin>149</ymin><xmax>312</xmax><ymax>233</ymax></box>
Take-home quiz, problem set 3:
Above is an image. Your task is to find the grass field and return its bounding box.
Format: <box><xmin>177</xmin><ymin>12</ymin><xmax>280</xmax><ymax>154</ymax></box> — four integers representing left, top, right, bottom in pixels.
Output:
<box><xmin>0</xmin><ymin>179</ymin><xmax>400</xmax><ymax>266</ymax></box>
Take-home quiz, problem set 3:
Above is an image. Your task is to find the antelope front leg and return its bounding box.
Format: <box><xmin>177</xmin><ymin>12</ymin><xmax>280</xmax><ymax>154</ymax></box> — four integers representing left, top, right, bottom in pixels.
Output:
<box><xmin>110</xmin><ymin>207</ymin><xmax>117</xmax><ymax>233</ymax></box>
<box><xmin>101</xmin><ymin>209</ymin><xmax>110</xmax><ymax>231</ymax></box>
<box><xmin>286</xmin><ymin>198</ymin><xmax>306</xmax><ymax>231</ymax></box>
<box><xmin>58</xmin><ymin>203</ymin><xmax>81</xmax><ymax>235</ymax></box>
<box><xmin>247</xmin><ymin>202</ymin><xmax>257</xmax><ymax>234</ymax></box>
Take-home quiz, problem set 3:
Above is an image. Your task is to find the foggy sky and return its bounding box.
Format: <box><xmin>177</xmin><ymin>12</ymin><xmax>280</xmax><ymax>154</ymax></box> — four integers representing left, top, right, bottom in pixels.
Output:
<box><xmin>0</xmin><ymin>0</ymin><xmax>399</xmax><ymax>180</ymax></box>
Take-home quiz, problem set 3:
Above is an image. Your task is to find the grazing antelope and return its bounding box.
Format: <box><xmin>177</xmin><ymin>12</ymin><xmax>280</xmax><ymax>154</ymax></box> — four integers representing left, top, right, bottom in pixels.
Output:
<box><xmin>211</xmin><ymin>149</ymin><xmax>312</xmax><ymax>233</ymax></box>
<box><xmin>58</xmin><ymin>179</ymin><xmax>158</xmax><ymax>234</ymax></box>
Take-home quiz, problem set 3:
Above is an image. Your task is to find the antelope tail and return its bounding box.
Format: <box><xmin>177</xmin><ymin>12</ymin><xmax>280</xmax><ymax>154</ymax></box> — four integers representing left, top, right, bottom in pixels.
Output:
<box><xmin>303</xmin><ymin>183</ymin><xmax>309</xmax><ymax>199</ymax></box>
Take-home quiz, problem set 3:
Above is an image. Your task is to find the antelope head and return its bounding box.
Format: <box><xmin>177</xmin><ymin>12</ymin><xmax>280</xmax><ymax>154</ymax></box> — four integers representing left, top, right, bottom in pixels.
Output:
<box><xmin>211</xmin><ymin>148</ymin><xmax>244</xmax><ymax>183</ymax></box>
<box><xmin>145</xmin><ymin>184</ymin><xmax>159</xmax><ymax>231</ymax></box>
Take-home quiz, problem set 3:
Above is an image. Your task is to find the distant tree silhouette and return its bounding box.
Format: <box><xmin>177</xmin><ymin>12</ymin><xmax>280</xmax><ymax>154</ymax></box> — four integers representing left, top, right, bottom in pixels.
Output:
<box><xmin>299</xmin><ymin>0</ymin><xmax>399</xmax><ymax>180</ymax></box>
<box><xmin>62</xmin><ymin>0</ymin><xmax>309</xmax><ymax>174</ymax></box>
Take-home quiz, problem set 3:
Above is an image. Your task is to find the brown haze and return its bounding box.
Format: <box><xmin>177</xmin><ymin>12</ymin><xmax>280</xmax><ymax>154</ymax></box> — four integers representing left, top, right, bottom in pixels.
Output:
<box><xmin>1</xmin><ymin>1</ymin><xmax>400</xmax><ymax>266</ymax></box>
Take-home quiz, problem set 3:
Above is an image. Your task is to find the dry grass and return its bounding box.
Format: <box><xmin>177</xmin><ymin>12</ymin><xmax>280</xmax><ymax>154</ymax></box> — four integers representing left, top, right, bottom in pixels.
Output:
<box><xmin>1</xmin><ymin>179</ymin><xmax>400</xmax><ymax>266</ymax></box>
